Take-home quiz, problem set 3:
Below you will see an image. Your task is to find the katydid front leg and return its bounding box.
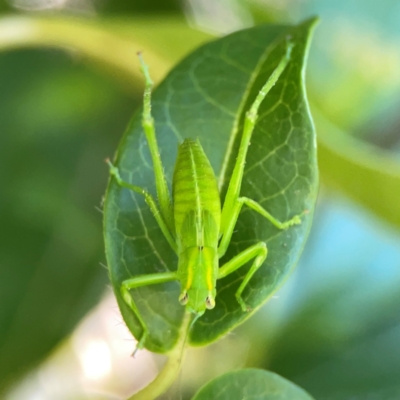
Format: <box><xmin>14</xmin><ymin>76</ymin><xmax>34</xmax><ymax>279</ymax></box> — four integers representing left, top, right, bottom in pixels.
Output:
<box><xmin>218</xmin><ymin>242</ymin><xmax>268</xmax><ymax>312</ymax></box>
<box><xmin>121</xmin><ymin>272</ymin><xmax>178</xmax><ymax>354</ymax></box>
<box><xmin>216</xmin><ymin>196</ymin><xmax>301</xmax><ymax>311</ymax></box>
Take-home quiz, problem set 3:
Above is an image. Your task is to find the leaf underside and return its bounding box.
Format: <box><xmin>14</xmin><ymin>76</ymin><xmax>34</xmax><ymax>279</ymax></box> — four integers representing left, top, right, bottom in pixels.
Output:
<box><xmin>191</xmin><ymin>369</ymin><xmax>316</xmax><ymax>400</ymax></box>
<box><xmin>103</xmin><ymin>18</ymin><xmax>318</xmax><ymax>353</ymax></box>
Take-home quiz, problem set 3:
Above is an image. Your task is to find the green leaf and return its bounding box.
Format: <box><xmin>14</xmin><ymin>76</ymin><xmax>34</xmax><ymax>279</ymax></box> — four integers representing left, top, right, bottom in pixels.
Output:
<box><xmin>104</xmin><ymin>18</ymin><xmax>318</xmax><ymax>352</ymax></box>
<box><xmin>191</xmin><ymin>369</ymin><xmax>316</xmax><ymax>400</ymax></box>
<box><xmin>0</xmin><ymin>50</ymin><xmax>129</xmax><ymax>392</ymax></box>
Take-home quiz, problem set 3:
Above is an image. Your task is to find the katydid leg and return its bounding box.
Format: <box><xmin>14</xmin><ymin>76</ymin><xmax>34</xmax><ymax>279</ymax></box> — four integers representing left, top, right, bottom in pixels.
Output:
<box><xmin>138</xmin><ymin>54</ymin><xmax>174</xmax><ymax>232</ymax></box>
<box><xmin>220</xmin><ymin>41</ymin><xmax>293</xmax><ymax>235</ymax></box>
<box><xmin>218</xmin><ymin>196</ymin><xmax>301</xmax><ymax>258</ymax></box>
<box><xmin>121</xmin><ymin>272</ymin><xmax>178</xmax><ymax>353</ymax></box>
<box><xmin>218</xmin><ymin>242</ymin><xmax>268</xmax><ymax>311</ymax></box>
<box><xmin>107</xmin><ymin>160</ymin><xmax>178</xmax><ymax>254</ymax></box>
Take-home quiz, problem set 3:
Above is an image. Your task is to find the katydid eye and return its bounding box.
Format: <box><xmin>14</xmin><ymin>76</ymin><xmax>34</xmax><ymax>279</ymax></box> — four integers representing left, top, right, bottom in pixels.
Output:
<box><xmin>179</xmin><ymin>292</ymin><xmax>189</xmax><ymax>305</ymax></box>
<box><xmin>205</xmin><ymin>296</ymin><xmax>215</xmax><ymax>309</ymax></box>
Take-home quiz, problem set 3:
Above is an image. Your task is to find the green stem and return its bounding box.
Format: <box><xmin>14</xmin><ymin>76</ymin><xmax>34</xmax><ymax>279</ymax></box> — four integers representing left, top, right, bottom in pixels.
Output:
<box><xmin>128</xmin><ymin>312</ymin><xmax>191</xmax><ymax>400</ymax></box>
<box><xmin>0</xmin><ymin>15</ymin><xmax>171</xmax><ymax>87</ymax></box>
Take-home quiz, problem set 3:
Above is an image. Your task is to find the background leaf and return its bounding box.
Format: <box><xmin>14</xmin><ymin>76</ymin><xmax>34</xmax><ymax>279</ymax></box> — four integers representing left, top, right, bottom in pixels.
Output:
<box><xmin>315</xmin><ymin>111</ymin><xmax>400</xmax><ymax>228</ymax></box>
<box><xmin>0</xmin><ymin>48</ymin><xmax>130</xmax><ymax>392</ymax></box>
<box><xmin>260</xmin><ymin>196</ymin><xmax>400</xmax><ymax>400</ymax></box>
<box><xmin>104</xmin><ymin>18</ymin><xmax>318</xmax><ymax>353</ymax></box>
<box><xmin>191</xmin><ymin>369</ymin><xmax>315</xmax><ymax>400</ymax></box>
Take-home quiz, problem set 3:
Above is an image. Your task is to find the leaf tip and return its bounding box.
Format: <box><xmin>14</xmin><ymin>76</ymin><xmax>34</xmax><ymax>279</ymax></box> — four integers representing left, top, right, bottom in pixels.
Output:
<box><xmin>303</xmin><ymin>15</ymin><xmax>321</xmax><ymax>31</ymax></box>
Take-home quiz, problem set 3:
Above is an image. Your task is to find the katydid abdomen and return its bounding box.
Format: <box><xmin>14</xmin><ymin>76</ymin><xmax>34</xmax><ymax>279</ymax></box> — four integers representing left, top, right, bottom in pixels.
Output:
<box><xmin>173</xmin><ymin>138</ymin><xmax>220</xmax><ymax>314</ymax></box>
<box><xmin>173</xmin><ymin>138</ymin><xmax>221</xmax><ymax>246</ymax></box>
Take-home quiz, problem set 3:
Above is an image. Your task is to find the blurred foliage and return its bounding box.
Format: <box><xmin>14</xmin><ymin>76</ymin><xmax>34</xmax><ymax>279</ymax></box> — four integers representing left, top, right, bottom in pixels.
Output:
<box><xmin>0</xmin><ymin>0</ymin><xmax>400</xmax><ymax>399</ymax></box>
<box><xmin>0</xmin><ymin>47</ymin><xmax>136</xmax><ymax>391</ymax></box>
<box><xmin>192</xmin><ymin>369</ymin><xmax>315</xmax><ymax>400</ymax></box>
<box><xmin>98</xmin><ymin>0</ymin><xmax>182</xmax><ymax>15</ymax></box>
<box><xmin>263</xmin><ymin>195</ymin><xmax>400</xmax><ymax>399</ymax></box>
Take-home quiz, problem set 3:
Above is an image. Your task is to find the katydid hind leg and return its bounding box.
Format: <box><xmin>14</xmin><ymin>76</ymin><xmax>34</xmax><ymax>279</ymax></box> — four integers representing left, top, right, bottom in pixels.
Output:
<box><xmin>218</xmin><ymin>242</ymin><xmax>268</xmax><ymax>312</ymax></box>
<box><xmin>138</xmin><ymin>54</ymin><xmax>174</xmax><ymax>232</ymax></box>
<box><xmin>120</xmin><ymin>271</ymin><xmax>178</xmax><ymax>353</ymax></box>
<box><xmin>220</xmin><ymin>40</ymin><xmax>293</xmax><ymax>235</ymax></box>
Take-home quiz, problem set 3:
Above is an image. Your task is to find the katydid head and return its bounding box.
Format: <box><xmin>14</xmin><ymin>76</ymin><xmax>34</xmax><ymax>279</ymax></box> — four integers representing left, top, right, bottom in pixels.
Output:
<box><xmin>179</xmin><ymin>287</ymin><xmax>216</xmax><ymax>316</ymax></box>
<box><xmin>177</xmin><ymin>246</ymin><xmax>218</xmax><ymax>316</ymax></box>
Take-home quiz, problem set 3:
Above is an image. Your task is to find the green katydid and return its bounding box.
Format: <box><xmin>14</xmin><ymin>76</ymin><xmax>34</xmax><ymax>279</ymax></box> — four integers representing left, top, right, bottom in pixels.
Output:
<box><xmin>107</xmin><ymin>40</ymin><xmax>303</xmax><ymax>352</ymax></box>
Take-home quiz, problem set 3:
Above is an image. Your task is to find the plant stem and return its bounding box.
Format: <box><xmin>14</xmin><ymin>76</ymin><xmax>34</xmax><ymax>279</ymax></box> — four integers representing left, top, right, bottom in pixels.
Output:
<box><xmin>0</xmin><ymin>15</ymin><xmax>170</xmax><ymax>87</ymax></box>
<box><xmin>128</xmin><ymin>312</ymin><xmax>191</xmax><ymax>400</ymax></box>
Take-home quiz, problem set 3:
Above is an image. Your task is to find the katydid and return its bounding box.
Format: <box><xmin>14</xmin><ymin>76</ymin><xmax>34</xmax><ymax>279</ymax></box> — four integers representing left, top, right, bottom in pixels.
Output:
<box><xmin>107</xmin><ymin>41</ymin><xmax>302</xmax><ymax>351</ymax></box>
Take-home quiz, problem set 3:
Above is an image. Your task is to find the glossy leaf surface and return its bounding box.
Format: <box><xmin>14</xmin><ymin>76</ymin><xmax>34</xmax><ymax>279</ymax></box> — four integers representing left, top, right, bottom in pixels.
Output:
<box><xmin>191</xmin><ymin>369</ymin><xmax>315</xmax><ymax>400</ymax></box>
<box><xmin>104</xmin><ymin>18</ymin><xmax>318</xmax><ymax>352</ymax></box>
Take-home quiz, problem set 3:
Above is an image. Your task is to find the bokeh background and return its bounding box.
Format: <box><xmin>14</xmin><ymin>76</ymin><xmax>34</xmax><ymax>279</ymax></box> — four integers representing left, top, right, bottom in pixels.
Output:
<box><xmin>1</xmin><ymin>1</ymin><xmax>400</xmax><ymax>399</ymax></box>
